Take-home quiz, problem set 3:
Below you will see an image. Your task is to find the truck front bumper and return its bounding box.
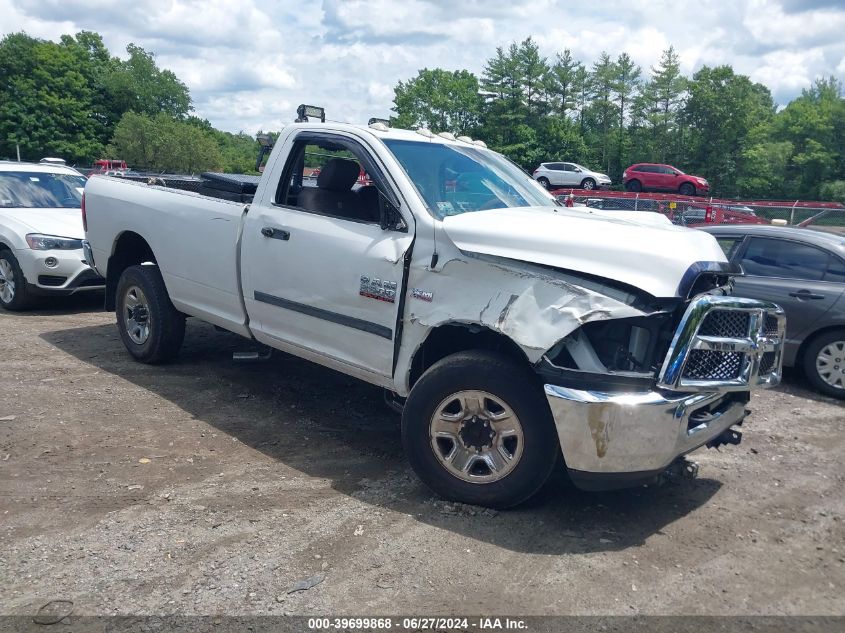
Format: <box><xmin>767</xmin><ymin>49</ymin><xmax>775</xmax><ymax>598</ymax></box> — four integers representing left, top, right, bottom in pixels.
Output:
<box><xmin>545</xmin><ymin>385</ymin><xmax>748</xmax><ymax>490</ymax></box>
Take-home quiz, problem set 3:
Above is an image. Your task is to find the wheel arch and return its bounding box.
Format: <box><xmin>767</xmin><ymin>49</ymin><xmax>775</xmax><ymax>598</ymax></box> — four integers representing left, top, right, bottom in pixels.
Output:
<box><xmin>408</xmin><ymin>322</ymin><xmax>534</xmax><ymax>390</ymax></box>
<box><xmin>105</xmin><ymin>231</ymin><xmax>158</xmax><ymax>311</ymax></box>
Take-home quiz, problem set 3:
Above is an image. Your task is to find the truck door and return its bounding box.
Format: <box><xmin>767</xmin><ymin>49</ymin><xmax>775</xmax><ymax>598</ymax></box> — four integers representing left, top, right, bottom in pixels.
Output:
<box><xmin>240</xmin><ymin>131</ymin><xmax>414</xmax><ymax>380</ymax></box>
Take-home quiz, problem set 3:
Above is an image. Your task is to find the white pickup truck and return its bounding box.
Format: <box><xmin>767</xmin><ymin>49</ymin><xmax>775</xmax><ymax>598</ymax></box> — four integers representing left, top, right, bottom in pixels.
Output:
<box><xmin>83</xmin><ymin>111</ymin><xmax>786</xmax><ymax>508</ymax></box>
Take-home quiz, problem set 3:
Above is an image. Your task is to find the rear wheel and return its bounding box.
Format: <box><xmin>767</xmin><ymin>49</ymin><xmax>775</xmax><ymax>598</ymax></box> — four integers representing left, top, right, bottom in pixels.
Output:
<box><xmin>0</xmin><ymin>249</ymin><xmax>34</xmax><ymax>311</ymax></box>
<box><xmin>625</xmin><ymin>179</ymin><xmax>642</xmax><ymax>192</ymax></box>
<box><xmin>802</xmin><ymin>330</ymin><xmax>845</xmax><ymax>399</ymax></box>
<box><xmin>116</xmin><ymin>265</ymin><xmax>185</xmax><ymax>364</ymax></box>
<box><xmin>679</xmin><ymin>182</ymin><xmax>696</xmax><ymax>196</ymax></box>
<box><xmin>581</xmin><ymin>178</ymin><xmax>596</xmax><ymax>190</ymax></box>
<box><xmin>537</xmin><ymin>177</ymin><xmax>550</xmax><ymax>189</ymax></box>
<box><xmin>402</xmin><ymin>351</ymin><xmax>559</xmax><ymax>509</ymax></box>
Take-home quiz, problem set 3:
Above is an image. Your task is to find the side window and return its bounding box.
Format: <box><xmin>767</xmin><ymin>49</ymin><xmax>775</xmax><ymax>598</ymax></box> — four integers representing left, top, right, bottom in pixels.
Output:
<box><xmin>275</xmin><ymin>137</ymin><xmax>380</xmax><ymax>223</ymax></box>
<box><xmin>637</xmin><ymin>165</ymin><xmax>655</xmax><ymax>173</ymax></box>
<box><xmin>740</xmin><ymin>237</ymin><xmax>829</xmax><ymax>281</ymax></box>
<box><xmin>562</xmin><ymin>163</ymin><xmax>575</xmax><ymax>172</ymax></box>
<box><xmin>825</xmin><ymin>256</ymin><xmax>845</xmax><ymax>283</ymax></box>
<box><xmin>715</xmin><ymin>237</ymin><xmax>743</xmax><ymax>259</ymax></box>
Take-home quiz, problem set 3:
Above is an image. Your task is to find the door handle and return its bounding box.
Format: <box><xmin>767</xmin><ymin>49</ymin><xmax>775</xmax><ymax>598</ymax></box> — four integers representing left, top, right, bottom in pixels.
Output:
<box><xmin>261</xmin><ymin>227</ymin><xmax>290</xmax><ymax>240</ymax></box>
<box><xmin>788</xmin><ymin>290</ymin><xmax>825</xmax><ymax>300</ymax></box>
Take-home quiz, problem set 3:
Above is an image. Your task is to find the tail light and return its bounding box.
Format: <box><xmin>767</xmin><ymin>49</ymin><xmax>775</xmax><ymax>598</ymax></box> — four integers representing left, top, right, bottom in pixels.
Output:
<box><xmin>704</xmin><ymin>205</ymin><xmax>713</xmax><ymax>223</ymax></box>
<box><xmin>81</xmin><ymin>192</ymin><xmax>87</xmax><ymax>232</ymax></box>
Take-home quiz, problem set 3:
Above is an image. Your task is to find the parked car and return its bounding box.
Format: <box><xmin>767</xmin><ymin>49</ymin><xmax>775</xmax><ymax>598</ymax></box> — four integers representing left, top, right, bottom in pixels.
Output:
<box><xmin>0</xmin><ymin>162</ymin><xmax>104</xmax><ymax>310</ymax></box>
<box><xmin>533</xmin><ymin>162</ymin><xmax>611</xmax><ymax>190</ymax></box>
<box><xmin>83</xmin><ymin>108</ymin><xmax>784</xmax><ymax>508</ymax></box>
<box><xmin>701</xmin><ymin>225</ymin><xmax>845</xmax><ymax>399</ymax></box>
<box><xmin>624</xmin><ymin>163</ymin><xmax>710</xmax><ymax>196</ymax></box>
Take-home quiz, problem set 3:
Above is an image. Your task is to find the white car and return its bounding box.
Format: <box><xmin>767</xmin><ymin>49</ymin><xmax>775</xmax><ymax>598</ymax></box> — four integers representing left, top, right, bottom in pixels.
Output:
<box><xmin>533</xmin><ymin>162</ymin><xmax>611</xmax><ymax>190</ymax></box>
<box><xmin>0</xmin><ymin>162</ymin><xmax>103</xmax><ymax>310</ymax></box>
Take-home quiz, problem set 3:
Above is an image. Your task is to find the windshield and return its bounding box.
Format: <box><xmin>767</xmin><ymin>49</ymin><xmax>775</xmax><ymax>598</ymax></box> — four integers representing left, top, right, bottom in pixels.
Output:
<box><xmin>383</xmin><ymin>140</ymin><xmax>557</xmax><ymax>219</ymax></box>
<box><xmin>0</xmin><ymin>172</ymin><xmax>86</xmax><ymax>209</ymax></box>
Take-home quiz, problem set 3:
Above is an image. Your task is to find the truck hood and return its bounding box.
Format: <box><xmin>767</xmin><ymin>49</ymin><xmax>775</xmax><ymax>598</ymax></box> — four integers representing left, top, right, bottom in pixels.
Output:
<box><xmin>0</xmin><ymin>208</ymin><xmax>85</xmax><ymax>239</ymax></box>
<box><xmin>441</xmin><ymin>206</ymin><xmax>728</xmax><ymax>298</ymax></box>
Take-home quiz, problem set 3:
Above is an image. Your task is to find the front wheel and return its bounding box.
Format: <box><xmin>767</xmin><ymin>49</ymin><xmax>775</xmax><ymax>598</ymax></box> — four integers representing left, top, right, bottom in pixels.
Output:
<box><xmin>0</xmin><ymin>249</ymin><xmax>34</xmax><ymax>311</ymax></box>
<box><xmin>116</xmin><ymin>265</ymin><xmax>185</xmax><ymax>364</ymax></box>
<box><xmin>402</xmin><ymin>351</ymin><xmax>559</xmax><ymax>509</ymax></box>
<box><xmin>625</xmin><ymin>179</ymin><xmax>642</xmax><ymax>192</ymax></box>
<box><xmin>803</xmin><ymin>330</ymin><xmax>845</xmax><ymax>399</ymax></box>
<box><xmin>536</xmin><ymin>177</ymin><xmax>550</xmax><ymax>189</ymax></box>
<box><xmin>679</xmin><ymin>182</ymin><xmax>696</xmax><ymax>196</ymax></box>
<box><xmin>581</xmin><ymin>178</ymin><xmax>596</xmax><ymax>190</ymax></box>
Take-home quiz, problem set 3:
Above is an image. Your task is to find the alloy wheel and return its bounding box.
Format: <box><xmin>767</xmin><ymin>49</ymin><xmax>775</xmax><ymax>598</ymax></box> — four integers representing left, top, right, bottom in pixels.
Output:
<box><xmin>0</xmin><ymin>258</ymin><xmax>15</xmax><ymax>304</ymax></box>
<box><xmin>124</xmin><ymin>285</ymin><xmax>151</xmax><ymax>345</ymax></box>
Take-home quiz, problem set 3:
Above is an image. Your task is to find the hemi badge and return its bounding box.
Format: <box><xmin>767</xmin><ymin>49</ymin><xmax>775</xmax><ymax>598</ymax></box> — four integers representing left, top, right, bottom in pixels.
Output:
<box><xmin>412</xmin><ymin>288</ymin><xmax>433</xmax><ymax>302</ymax></box>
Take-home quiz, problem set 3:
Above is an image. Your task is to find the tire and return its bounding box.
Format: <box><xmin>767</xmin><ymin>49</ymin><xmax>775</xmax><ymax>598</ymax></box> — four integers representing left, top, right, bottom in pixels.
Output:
<box><xmin>625</xmin><ymin>179</ymin><xmax>642</xmax><ymax>192</ymax></box>
<box><xmin>802</xmin><ymin>330</ymin><xmax>845</xmax><ymax>400</ymax></box>
<box><xmin>581</xmin><ymin>178</ymin><xmax>596</xmax><ymax>190</ymax></box>
<box><xmin>679</xmin><ymin>182</ymin><xmax>696</xmax><ymax>196</ymax></box>
<box><xmin>0</xmin><ymin>249</ymin><xmax>34</xmax><ymax>311</ymax></box>
<box><xmin>115</xmin><ymin>264</ymin><xmax>185</xmax><ymax>364</ymax></box>
<box><xmin>537</xmin><ymin>177</ymin><xmax>550</xmax><ymax>189</ymax></box>
<box><xmin>401</xmin><ymin>350</ymin><xmax>559</xmax><ymax>509</ymax></box>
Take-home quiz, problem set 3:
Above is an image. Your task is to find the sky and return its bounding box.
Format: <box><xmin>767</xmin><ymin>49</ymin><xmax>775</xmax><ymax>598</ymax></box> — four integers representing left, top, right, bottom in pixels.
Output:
<box><xmin>2</xmin><ymin>0</ymin><xmax>845</xmax><ymax>134</ymax></box>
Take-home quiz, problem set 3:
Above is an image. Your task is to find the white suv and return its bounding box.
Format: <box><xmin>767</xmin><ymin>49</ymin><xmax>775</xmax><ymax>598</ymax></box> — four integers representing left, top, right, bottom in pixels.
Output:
<box><xmin>0</xmin><ymin>162</ymin><xmax>103</xmax><ymax>310</ymax></box>
<box><xmin>533</xmin><ymin>162</ymin><xmax>611</xmax><ymax>190</ymax></box>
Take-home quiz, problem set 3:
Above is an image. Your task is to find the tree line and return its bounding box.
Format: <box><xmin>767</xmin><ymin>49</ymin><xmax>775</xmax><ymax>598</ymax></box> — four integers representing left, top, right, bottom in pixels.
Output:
<box><xmin>0</xmin><ymin>31</ymin><xmax>259</xmax><ymax>173</ymax></box>
<box><xmin>3</xmin><ymin>31</ymin><xmax>843</xmax><ymax>199</ymax></box>
<box><xmin>392</xmin><ymin>38</ymin><xmax>845</xmax><ymax>201</ymax></box>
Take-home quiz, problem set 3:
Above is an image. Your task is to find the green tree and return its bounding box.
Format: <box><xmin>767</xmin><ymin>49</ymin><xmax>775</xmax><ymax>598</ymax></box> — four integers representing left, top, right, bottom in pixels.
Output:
<box><xmin>110</xmin><ymin>112</ymin><xmax>221</xmax><ymax>173</ymax></box>
<box><xmin>547</xmin><ymin>49</ymin><xmax>581</xmax><ymax>117</ymax></box>
<box><xmin>771</xmin><ymin>77</ymin><xmax>845</xmax><ymax>198</ymax></box>
<box><xmin>0</xmin><ymin>33</ymin><xmax>104</xmax><ymax>163</ymax></box>
<box><xmin>684</xmin><ymin>65</ymin><xmax>775</xmax><ymax>195</ymax></box>
<box><xmin>392</xmin><ymin>68</ymin><xmax>482</xmax><ymax>134</ymax></box>
<box><xmin>106</xmin><ymin>43</ymin><xmax>192</xmax><ymax>119</ymax></box>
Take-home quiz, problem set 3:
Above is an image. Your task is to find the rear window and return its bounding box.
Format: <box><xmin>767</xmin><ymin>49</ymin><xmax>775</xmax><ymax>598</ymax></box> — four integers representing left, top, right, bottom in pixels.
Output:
<box><xmin>0</xmin><ymin>171</ymin><xmax>86</xmax><ymax>209</ymax></box>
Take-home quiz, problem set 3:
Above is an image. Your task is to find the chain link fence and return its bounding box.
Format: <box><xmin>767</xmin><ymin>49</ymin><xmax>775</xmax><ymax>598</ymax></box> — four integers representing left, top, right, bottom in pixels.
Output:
<box><xmin>552</xmin><ymin>189</ymin><xmax>845</xmax><ymax>232</ymax></box>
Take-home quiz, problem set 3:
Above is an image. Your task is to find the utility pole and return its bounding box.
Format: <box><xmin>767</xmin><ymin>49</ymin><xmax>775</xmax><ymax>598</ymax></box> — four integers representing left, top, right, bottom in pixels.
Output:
<box><xmin>16</xmin><ymin>143</ymin><xmax>21</xmax><ymax>162</ymax></box>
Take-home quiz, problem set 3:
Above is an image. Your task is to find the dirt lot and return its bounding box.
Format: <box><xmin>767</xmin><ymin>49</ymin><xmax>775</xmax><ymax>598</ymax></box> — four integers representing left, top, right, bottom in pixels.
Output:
<box><xmin>1</xmin><ymin>295</ymin><xmax>844</xmax><ymax>617</ymax></box>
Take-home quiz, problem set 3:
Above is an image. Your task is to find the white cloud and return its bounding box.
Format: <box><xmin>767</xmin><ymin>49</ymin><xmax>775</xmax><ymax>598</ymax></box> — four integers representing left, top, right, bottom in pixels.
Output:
<box><xmin>1</xmin><ymin>0</ymin><xmax>843</xmax><ymax>133</ymax></box>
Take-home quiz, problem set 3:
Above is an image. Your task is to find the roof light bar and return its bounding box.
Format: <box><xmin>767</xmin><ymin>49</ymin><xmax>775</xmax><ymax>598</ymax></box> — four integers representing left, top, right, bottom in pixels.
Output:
<box><xmin>296</xmin><ymin>104</ymin><xmax>325</xmax><ymax>123</ymax></box>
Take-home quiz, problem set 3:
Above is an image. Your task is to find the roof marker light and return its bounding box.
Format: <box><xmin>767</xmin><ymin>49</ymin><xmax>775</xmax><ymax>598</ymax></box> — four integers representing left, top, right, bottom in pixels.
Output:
<box><xmin>473</xmin><ymin>140</ymin><xmax>488</xmax><ymax>148</ymax></box>
<box><xmin>416</xmin><ymin>128</ymin><xmax>434</xmax><ymax>138</ymax></box>
<box><xmin>369</xmin><ymin>122</ymin><xmax>389</xmax><ymax>132</ymax></box>
<box><xmin>456</xmin><ymin>135</ymin><xmax>473</xmax><ymax>143</ymax></box>
<box><xmin>437</xmin><ymin>132</ymin><xmax>456</xmax><ymax>141</ymax></box>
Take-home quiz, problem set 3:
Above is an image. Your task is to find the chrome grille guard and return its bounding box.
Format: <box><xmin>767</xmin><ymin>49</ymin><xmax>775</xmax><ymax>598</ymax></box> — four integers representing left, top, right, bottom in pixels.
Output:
<box><xmin>658</xmin><ymin>295</ymin><xmax>786</xmax><ymax>392</ymax></box>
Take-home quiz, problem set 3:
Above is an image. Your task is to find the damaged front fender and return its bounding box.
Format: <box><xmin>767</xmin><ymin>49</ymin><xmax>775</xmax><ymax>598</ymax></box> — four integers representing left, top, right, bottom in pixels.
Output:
<box><xmin>394</xmin><ymin>253</ymin><xmax>654</xmax><ymax>395</ymax></box>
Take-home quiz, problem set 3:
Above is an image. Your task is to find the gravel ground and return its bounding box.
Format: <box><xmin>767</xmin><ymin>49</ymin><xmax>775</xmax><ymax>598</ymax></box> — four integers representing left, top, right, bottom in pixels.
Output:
<box><xmin>1</xmin><ymin>294</ymin><xmax>844</xmax><ymax>617</ymax></box>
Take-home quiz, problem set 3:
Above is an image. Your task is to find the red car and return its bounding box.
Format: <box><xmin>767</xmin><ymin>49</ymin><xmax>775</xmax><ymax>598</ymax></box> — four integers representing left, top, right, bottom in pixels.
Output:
<box><xmin>623</xmin><ymin>163</ymin><xmax>710</xmax><ymax>196</ymax></box>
